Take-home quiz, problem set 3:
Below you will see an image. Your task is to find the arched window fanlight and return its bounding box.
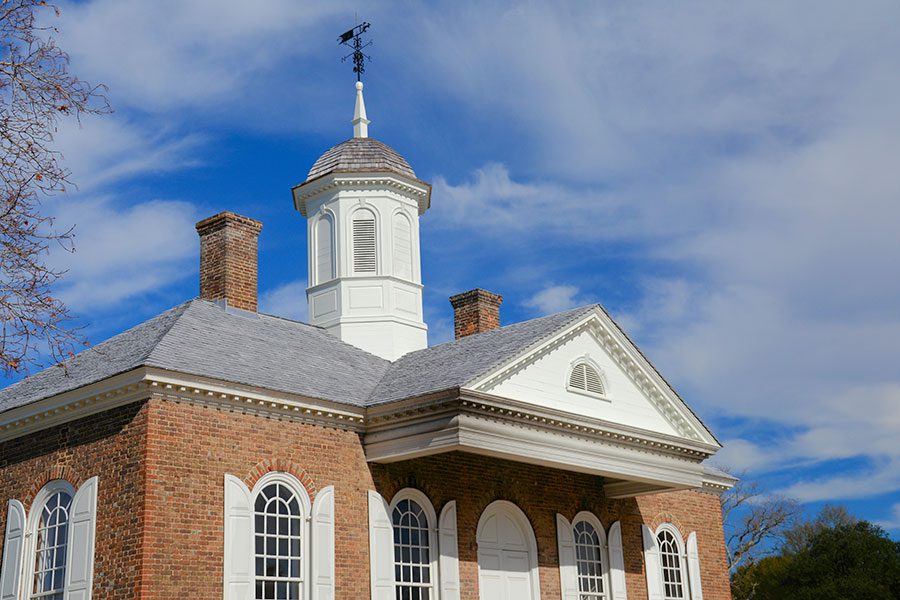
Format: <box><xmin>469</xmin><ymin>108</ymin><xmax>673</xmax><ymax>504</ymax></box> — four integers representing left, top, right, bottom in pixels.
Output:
<box><xmin>568</xmin><ymin>361</ymin><xmax>605</xmax><ymax>397</ymax></box>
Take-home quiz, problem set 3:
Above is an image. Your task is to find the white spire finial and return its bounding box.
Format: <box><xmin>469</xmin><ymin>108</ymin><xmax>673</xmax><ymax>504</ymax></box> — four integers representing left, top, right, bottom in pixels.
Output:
<box><xmin>352</xmin><ymin>81</ymin><xmax>370</xmax><ymax>138</ymax></box>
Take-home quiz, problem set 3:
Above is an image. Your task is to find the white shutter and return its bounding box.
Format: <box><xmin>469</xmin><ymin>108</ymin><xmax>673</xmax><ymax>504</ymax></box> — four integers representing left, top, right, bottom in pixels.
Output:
<box><xmin>556</xmin><ymin>514</ymin><xmax>579</xmax><ymax>600</ymax></box>
<box><xmin>642</xmin><ymin>525</ymin><xmax>664</xmax><ymax>600</ymax></box>
<box><xmin>224</xmin><ymin>474</ymin><xmax>253</xmax><ymax>600</ymax></box>
<box><xmin>392</xmin><ymin>214</ymin><xmax>413</xmax><ymax>280</ymax></box>
<box><xmin>686</xmin><ymin>532</ymin><xmax>704</xmax><ymax>600</ymax></box>
<box><xmin>607</xmin><ymin>521</ymin><xmax>628</xmax><ymax>600</ymax></box>
<box><xmin>316</xmin><ymin>216</ymin><xmax>335</xmax><ymax>283</ymax></box>
<box><xmin>311</xmin><ymin>486</ymin><xmax>335</xmax><ymax>600</ymax></box>
<box><xmin>438</xmin><ymin>501</ymin><xmax>461</xmax><ymax>600</ymax></box>
<box><xmin>0</xmin><ymin>499</ymin><xmax>26</xmax><ymax>600</ymax></box>
<box><xmin>368</xmin><ymin>491</ymin><xmax>395</xmax><ymax>600</ymax></box>
<box><xmin>64</xmin><ymin>476</ymin><xmax>99</xmax><ymax>600</ymax></box>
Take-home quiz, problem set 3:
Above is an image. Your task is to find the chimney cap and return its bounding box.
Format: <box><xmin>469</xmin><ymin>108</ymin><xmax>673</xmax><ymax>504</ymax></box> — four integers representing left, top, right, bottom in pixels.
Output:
<box><xmin>449</xmin><ymin>288</ymin><xmax>503</xmax><ymax>308</ymax></box>
<box><xmin>450</xmin><ymin>288</ymin><xmax>503</xmax><ymax>339</ymax></box>
<box><xmin>196</xmin><ymin>211</ymin><xmax>263</xmax><ymax>236</ymax></box>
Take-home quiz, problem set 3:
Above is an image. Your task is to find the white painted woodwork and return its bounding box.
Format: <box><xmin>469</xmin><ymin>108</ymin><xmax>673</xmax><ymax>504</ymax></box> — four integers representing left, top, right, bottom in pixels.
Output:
<box><xmin>224</xmin><ymin>475</ymin><xmax>253</xmax><ymax>600</ymax></box>
<box><xmin>315</xmin><ymin>214</ymin><xmax>335</xmax><ymax>284</ymax></box>
<box><xmin>299</xmin><ymin>85</ymin><xmax>429</xmax><ymax>361</ymax></box>
<box><xmin>0</xmin><ymin>500</ymin><xmax>25</xmax><ymax>600</ymax></box>
<box><xmin>555</xmin><ymin>514</ymin><xmax>579</xmax><ymax>600</ymax></box>
<box><xmin>486</xmin><ymin>328</ymin><xmax>680</xmax><ymax>436</ymax></box>
<box><xmin>65</xmin><ymin>476</ymin><xmax>98</xmax><ymax>600</ymax></box>
<box><xmin>608</xmin><ymin>521</ymin><xmax>628</xmax><ymax>600</ymax></box>
<box><xmin>686</xmin><ymin>532</ymin><xmax>704</xmax><ymax>600</ymax></box>
<box><xmin>439</xmin><ymin>501</ymin><xmax>461</xmax><ymax>600</ymax></box>
<box><xmin>353</xmin><ymin>81</ymin><xmax>370</xmax><ymax>138</ymax></box>
<box><xmin>642</xmin><ymin>525</ymin><xmax>665</xmax><ymax>600</ymax></box>
<box><xmin>476</xmin><ymin>501</ymin><xmax>541</xmax><ymax>600</ymax></box>
<box><xmin>311</xmin><ymin>486</ymin><xmax>336</xmax><ymax>600</ymax></box>
<box><xmin>368</xmin><ymin>491</ymin><xmax>395</xmax><ymax>600</ymax></box>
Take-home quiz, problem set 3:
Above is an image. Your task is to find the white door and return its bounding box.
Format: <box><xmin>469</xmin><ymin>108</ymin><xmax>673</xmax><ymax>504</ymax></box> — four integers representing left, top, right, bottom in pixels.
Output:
<box><xmin>477</xmin><ymin>501</ymin><xmax>540</xmax><ymax>600</ymax></box>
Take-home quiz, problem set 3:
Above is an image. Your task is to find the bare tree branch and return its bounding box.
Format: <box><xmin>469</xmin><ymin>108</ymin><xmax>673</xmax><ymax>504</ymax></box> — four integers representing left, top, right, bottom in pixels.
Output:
<box><xmin>0</xmin><ymin>0</ymin><xmax>109</xmax><ymax>373</ymax></box>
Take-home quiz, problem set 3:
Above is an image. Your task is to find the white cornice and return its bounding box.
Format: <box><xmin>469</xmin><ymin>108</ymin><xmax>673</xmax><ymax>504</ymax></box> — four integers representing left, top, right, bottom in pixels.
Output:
<box><xmin>468</xmin><ymin>309</ymin><xmax>719</xmax><ymax>446</ymax></box>
<box><xmin>292</xmin><ymin>172</ymin><xmax>432</xmax><ymax>217</ymax></box>
<box><xmin>0</xmin><ymin>368</ymin><xmax>367</xmax><ymax>442</ymax></box>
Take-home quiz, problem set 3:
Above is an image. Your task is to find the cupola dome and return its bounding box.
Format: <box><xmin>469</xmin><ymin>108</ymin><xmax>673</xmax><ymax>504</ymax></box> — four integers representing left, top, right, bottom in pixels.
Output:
<box><xmin>306</xmin><ymin>137</ymin><xmax>416</xmax><ymax>183</ymax></box>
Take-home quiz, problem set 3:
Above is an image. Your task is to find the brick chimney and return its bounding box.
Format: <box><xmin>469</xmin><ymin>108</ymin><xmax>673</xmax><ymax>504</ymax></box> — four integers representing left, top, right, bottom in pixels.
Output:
<box><xmin>195</xmin><ymin>212</ymin><xmax>263</xmax><ymax>312</ymax></box>
<box><xmin>450</xmin><ymin>289</ymin><xmax>503</xmax><ymax>339</ymax></box>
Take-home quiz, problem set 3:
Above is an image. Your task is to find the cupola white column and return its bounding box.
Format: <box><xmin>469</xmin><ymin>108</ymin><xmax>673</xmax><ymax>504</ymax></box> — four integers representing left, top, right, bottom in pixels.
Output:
<box><xmin>291</xmin><ymin>83</ymin><xmax>432</xmax><ymax>361</ymax></box>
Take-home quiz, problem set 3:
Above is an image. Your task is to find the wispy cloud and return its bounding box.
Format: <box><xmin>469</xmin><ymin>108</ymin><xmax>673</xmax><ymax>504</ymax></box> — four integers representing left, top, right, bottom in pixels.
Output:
<box><xmin>524</xmin><ymin>285</ymin><xmax>588</xmax><ymax>316</ymax></box>
<box><xmin>260</xmin><ymin>280</ymin><xmax>308</xmax><ymax>322</ymax></box>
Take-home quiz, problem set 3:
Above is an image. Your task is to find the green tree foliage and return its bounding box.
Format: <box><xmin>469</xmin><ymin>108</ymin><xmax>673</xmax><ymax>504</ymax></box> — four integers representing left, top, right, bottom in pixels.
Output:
<box><xmin>732</xmin><ymin>521</ymin><xmax>900</xmax><ymax>600</ymax></box>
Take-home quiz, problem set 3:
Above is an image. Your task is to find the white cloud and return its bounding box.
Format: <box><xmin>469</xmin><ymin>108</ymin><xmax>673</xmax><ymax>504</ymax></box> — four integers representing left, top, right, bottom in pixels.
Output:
<box><xmin>48</xmin><ymin>197</ymin><xmax>199</xmax><ymax>310</ymax></box>
<box><xmin>524</xmin><ymin>285</ymin><xmax>587</xmax><ymax>316</ymax></box>
<box><xmin>876</xmin><ymin>503</ymin><xmax>900</xmax><ymax>532</ymax></box>
<box><xmin>260</xmin><ymin>280</ymin><xmax>308</xmax><ymax>322</ymax></box>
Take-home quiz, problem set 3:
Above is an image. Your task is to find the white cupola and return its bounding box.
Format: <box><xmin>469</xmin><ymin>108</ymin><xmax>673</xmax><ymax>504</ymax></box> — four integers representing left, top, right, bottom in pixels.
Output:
<box><xmin>291</xmin><ymin>82</ymin><xmax>431</xmax><ymax>360</ymax></box>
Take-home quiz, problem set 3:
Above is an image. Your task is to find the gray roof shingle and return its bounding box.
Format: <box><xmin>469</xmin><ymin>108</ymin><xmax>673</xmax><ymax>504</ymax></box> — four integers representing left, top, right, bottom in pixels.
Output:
<box><xmin>306</xmin><ymin>138</ymin><xmax>417</xmax><ymax>182</ymax></box>
<box><xmin>0</xmin><ymin>301</ymin><xmax>599</xmax><ymax>415</ymax></box>
<box><xmin>368</xmin><ymin>305</ymin><xmax>598</xmax><ymax>405</ymax></box>
<box><xmin>0</xmin><ymin>300</ymin><xmax>391</xmax><ymax>412</ymax></box>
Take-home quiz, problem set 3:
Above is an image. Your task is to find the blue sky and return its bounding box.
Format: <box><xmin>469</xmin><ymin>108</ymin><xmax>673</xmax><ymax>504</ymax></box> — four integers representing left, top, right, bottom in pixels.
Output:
<box><xmin>8</xmin><ymin>1</ymin><xmax>900</xmax><ymax>535</ymax></box>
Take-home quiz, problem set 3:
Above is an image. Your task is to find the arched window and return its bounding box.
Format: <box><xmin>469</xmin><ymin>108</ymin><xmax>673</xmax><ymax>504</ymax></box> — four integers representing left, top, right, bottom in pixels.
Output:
<box><xmin>657</xmin><ymin>526</ymin><xmax>687</xmax><ymax>600</ymax></box>
<box><xmin>352</xmin><ymin>209</ymin><xmax>377</xmax><ymax>274</ymax></box>
<box><xmin>315</xmin><ymin>213</ymin><xmax>335</xmax><ymax>283</ymax></box>
<box><xmin>390</xmin><ymin>489</ymin><xmax>437</xmax><ymax>600</ymax></box>
<box><xmin>574</xmin><ymin>518</ymin><xmax>608</xmax><ymax>599</ymax></box>
<box><xmin>568</xmin><ymin>360</ymin><xmax>606</xmax><ymax>397</ymax></box>
<box><xmin>252</xmin><ymin>475</ymin><xmax>310</xmax><ymax>600</ymax></box>
<box><xmin>392</xmin><ymin>213</ymin><xmax>413</xmax><ymax>281</ymax></box>
<box><xmin>224</xmin><ymin>474</ymin><xmax>334</xmax><ymax>600</ymax></box>
<box><xmin>29</xmin><ymin>485</ymin><xmax>73</xmax><ymax>600</ymax></box>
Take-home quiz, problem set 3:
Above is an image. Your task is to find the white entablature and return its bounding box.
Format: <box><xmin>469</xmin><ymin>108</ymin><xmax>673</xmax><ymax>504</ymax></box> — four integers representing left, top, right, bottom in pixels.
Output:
<box><xmin>292</xmin><ymin>82</ymin><xmax>432</xmax><ymax>360</ymax></box>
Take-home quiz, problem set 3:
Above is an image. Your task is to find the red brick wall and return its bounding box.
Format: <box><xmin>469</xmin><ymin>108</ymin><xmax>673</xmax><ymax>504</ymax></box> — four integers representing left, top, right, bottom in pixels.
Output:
<box><xmin>449</xmin><ymin>289</ymin><xmax>503</xmax><ymax>338</ymax></box>
<box><xmin>140</xmin><ymin>399</ymin><xmax>376</xmax><ymax>599</ymax></box>
<box><xmin>0</xmin><ymin>401</ymin><xmax>149</xmax><ymax>600</ymax></box>
<box><xmin>0</xmin><ymin>398</ymin><xmax>731</xmax><ymax>600</ymax></box>
<box><xmin>372</xmin><ymin>452</ymin><xmax>732</xmax><ymax>600</ymax></box>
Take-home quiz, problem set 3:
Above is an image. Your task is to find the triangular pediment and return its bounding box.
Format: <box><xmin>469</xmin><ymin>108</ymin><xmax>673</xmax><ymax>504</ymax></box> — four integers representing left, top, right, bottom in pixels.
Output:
<box><xmin>464</xmin><ymin>307</ymin><xmax>718</xmax><ymax>445</ymax></box>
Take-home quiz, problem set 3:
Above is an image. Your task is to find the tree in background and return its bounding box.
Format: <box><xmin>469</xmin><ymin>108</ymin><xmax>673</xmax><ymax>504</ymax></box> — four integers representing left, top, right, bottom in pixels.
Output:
<box><xmin>721</xmin><ymin>470</ymin><xmax>802</xmax><ymax>570</ymax></box>
<box><xmin>732</xmin><ymin>520</ymin><xmax>900</xmax><ymax>600</ymax></box>
<box><xmin>0</xmin><ymin>0</ymin><xmax>108</xmax><ymax>372</ymax></box>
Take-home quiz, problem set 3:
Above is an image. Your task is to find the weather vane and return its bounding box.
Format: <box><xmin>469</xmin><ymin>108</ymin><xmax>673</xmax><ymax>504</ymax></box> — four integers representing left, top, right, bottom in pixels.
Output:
<box><xmin>338</xmin><ymin>21</ymin><xmax>372</xmax><ymax>82</ymax></box>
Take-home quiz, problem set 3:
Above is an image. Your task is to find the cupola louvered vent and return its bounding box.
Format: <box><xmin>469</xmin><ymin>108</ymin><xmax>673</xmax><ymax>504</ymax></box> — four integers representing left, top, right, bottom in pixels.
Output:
<box><xmin>352</xmin><ymin>214</ymin><xmax>377</xmax><ymax>273</ymax></box>
<box><xmin>568</xmin><ymin>362</ymin><xmax>605</xmax><ymax>397</ymax></box>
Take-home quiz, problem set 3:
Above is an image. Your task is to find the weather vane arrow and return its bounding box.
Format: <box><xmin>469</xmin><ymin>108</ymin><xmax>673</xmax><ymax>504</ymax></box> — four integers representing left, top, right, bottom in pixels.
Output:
<box><xmin>338</xmin><ymin>21</ymin><xmax>372</xmax><ymax>82</ymax></box>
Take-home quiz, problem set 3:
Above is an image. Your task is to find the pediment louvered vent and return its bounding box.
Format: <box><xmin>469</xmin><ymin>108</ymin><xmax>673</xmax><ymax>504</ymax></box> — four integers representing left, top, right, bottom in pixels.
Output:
<box><xmin>353</xmin><ymin>216</ymin><xmax>377</xmax><ymax>273</ymax></box>
<box><xmin>569</xmin><ymin>362</ymin><xmax>605</xmax><ymax>396</ymax></box>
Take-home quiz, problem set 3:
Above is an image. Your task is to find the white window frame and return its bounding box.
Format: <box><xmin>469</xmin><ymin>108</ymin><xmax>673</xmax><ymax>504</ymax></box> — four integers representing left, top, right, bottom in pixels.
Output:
<box><xmin>251</xmin><ymin>472</ymin><xmax>312</xmax><ymax>600</ymax></box>
<box><xmin>655</xmin><ymin>524</ymin><xmax>689</xmax><ymax>600</ymax></box>
<box><xmin>389</xmin><ymin>488</ymin><xmax>439</xmax><ymax>600</ymax></box>
<box><xmin>571</xmin><ymin>512</ymin><xmax>611</xmax><ymax>600</ymax></box>
<box><xmin>566</xmin><ymin>356</ymin><xmax>610</xmax><ymax>401</ymax></box>
<box><xmin>20</xmin><ymin>480</ymin><xmax>76</xmax><ymax>600</ymax></box>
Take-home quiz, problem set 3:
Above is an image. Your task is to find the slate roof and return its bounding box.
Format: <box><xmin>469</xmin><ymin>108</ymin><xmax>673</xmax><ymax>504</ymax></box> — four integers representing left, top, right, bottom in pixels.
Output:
<box><xmin>306</xmin><ymin>138</ymin><xmax>417</xmax><ymax>182</ymax></box>
<box><xmin>0</xmin><ymin>300</ymin><xmax>598</xmax><ymax>416</ymax></box>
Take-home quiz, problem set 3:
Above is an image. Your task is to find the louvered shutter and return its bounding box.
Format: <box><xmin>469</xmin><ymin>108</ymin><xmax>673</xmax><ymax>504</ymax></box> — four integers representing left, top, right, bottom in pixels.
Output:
<box><xmin>224</xmin><ymin>474</ymin><xmax>253</xmax><ymax>600</ymax></box>
<box><xmin>438</xmin><ymin>501</ymin><xmax>461</xmax><ymax>600</ymax></box>
<box><xmin>368</xmin><ymin>491</ymin><xmax>395</xmax><ymax>600</ymax></box>
<box><xmin>64</xmin><ymin>476</ymin><xmax>98</xmax><ymax>600</ymax></box>
<box><xmin>584</xmin><ymin>365</ymin><xmax>604</xmax><ymax>395</ymax></box>
<box><xmin>608</xmin><ymin>521</ymin><xmax>628</xmax><ymax>600</ymax></box>
<box><xmin>686</xmin><ymin>532</ymin><xmax>704</xmax><ymax>600</ymax></box>
<box><xmin>556</xmin><ymin>514</ymin><xmax>579</xmax><ymax>600</ymax></box>
<box><xmin>0</xmin><ymin>499</ymin><xmax>26</xmax><ymax>600</ymax></box>
<box><xmin>569</xmin><ymin>364</ymin><xmax>586</xmax><ymax>390</ymax></box>
<box><xmin>311</xmin><ymin>486</ymin><xmax>335</xmax><ymax>600</ymax></box>
<box><xmin>353</xmin><ymin>215</ymin><xmax>377</xmax><ymax>273</ymax></box>
<box><xmin>392</xmin><ymin>214</ymin><xmax>413</xmax><ymax>280</ymax></box>
<box><xmin>316</xmin><ymin>216</ymin><xmax>335</xmax><ymax>283</ymax></box>
<box><xmin>642</xmin><ymin>525</ymin><xmax>664</xmax><ymax>600</ymax></box>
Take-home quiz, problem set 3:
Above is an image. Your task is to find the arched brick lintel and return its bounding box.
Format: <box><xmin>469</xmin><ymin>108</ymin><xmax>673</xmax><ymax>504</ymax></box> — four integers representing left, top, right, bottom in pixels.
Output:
<box><xmin>23</xmin><ymin>464</ymin><xmax>85</xmax><ymax>511</ymax></box>
<box><xmin>650</xmin><ymin>511</ymin><xmax>688</xmax><ymax>539</ymax></box>
<box><xmin>244</xmin><ymin>458</ymin><xmax>318</xmax><ymax>501</ymax></box>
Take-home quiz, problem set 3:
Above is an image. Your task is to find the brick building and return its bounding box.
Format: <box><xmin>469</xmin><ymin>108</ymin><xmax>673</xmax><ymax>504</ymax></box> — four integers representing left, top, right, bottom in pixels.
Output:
<box><xmin>0</xmin><ymin>82</ymin><xmax>735</xmax><ymax>600</ymax></box>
